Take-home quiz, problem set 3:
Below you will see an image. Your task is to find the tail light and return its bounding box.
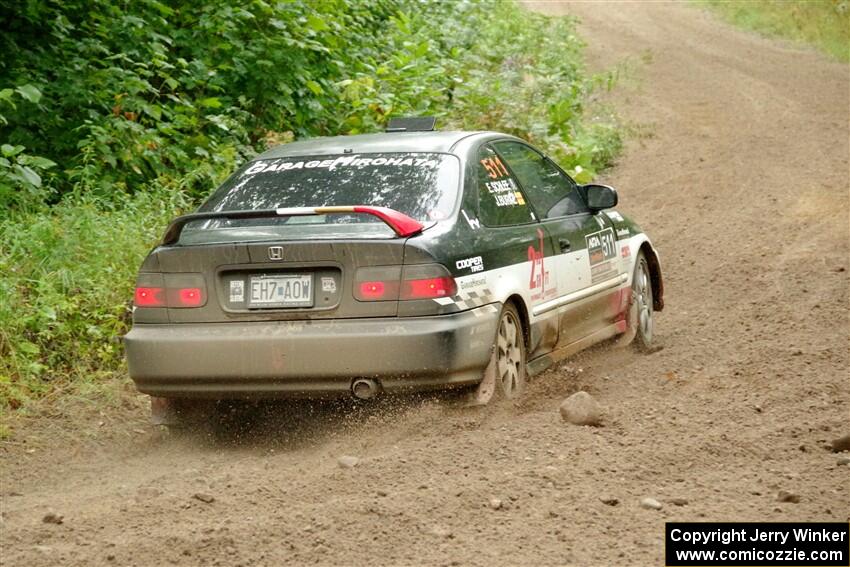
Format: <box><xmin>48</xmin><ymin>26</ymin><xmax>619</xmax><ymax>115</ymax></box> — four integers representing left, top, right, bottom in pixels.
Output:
<box><xmin>174</xmin><ymin>287</ymin><xmax>204</xmax><ymax>307</ymax></box>
<box><xmin>134</xmin><ymin>287</ymin><xmax>165</xmax><ymax>307</ymax></box>
<box><xmin>134</xmin><ymin>274</ymin><xmax>207</xmax><ymax>308</ymax></box>
<box><xmin>359</xmin><ymin>281</ymin><xmax>388</xmax><ymax>300</ymax></box>
<box><xmin>353</xmin><ymin>266</ymin><xmax>402</xmax><ymax>302</ymax></box>
<box><xmin>401</xmin><ymin>276</ymin><xmax>456</xmax><ymax>299</ymax></box>
<box><xmin>354</xmin><ymin>264</ymin><xmax>456</xmax><ymax>302</ymax></box>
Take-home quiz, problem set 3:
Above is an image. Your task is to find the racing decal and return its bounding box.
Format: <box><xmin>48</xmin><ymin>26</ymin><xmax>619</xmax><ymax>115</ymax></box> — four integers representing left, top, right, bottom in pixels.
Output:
<box><xmin>459</xmin><ymin>276</ymin><xmax>487</xmax><ymax>291</ymax></box>
<box><xmin>606</xmin><ymin>210</ymin><xmax>625</xmax><ymax>222</ymax></box>
<box><xmin>616</xmin><ymin>228</ymin><xmax>631</xmax><ymax>238</ymax></box>
<box><xmin>480</xmin><ymin>156</ymin><xmax>526</xmax><ymax>208</ymax></box>
<box><xmin>461</xmin><ymin>209</ymin><xmax>481</xmax><ymax>230</ymax></box>
<box><xmin>456</xmin><ymin>256</ymin><xmax>484</xmax><ymax>273</ymax></box>
<box><xmin>432</xmin><ymin>285</ymin><xmax>494</xmax><ymax>311</ymax></box>
<box><xmin>528</xmin><ymin>228</ymin><xmax>554</xmax><ymax>302</ymax></box>
<box><xmin>480</xmin><ymin>155</ymin><xmax>509</xmax><ymax>179</ymax></box>
<box><xmin>621</xmin><ymin>244</ymin><xmax>631</xmax><ymax>258</ymax></box>
<box><xmin>485</xmin><ymin>178</ymin><xmax>526</xmax><ymax>207</ymax></box>
<box><xmin>453</xmin><ymin>288</ymin><xmax>494</xmax><ymax>310</ymax></box>
<box><xmin>244</xmin><ymin>155</ymin><xmax>439</xmax><ymax>176</ymax></box>
<box><xmin>586</xmin><ymin>227</ymin><xmax>618</xmax><ymax>283</ymax></box>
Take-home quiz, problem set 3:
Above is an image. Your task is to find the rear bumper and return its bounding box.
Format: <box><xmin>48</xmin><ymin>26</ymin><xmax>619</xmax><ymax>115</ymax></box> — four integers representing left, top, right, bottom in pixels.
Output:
<box><xmin>124</xmin><ymin>305</ymin><xmax>500</xmax><ymax>398</ymax></box>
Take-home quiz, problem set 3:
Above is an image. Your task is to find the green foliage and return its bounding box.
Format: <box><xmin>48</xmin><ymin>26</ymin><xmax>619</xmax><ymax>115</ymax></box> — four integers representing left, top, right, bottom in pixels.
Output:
<box><xmin>0</xmin><ymin>187</ymin><xmax>188</xmax><ymax>409</ymax></box>
<box><xmin>0</xmin><ymin>0</ymin><xmax>621</xmax><ymax>411</ymax></box>
<box><xmin>444</xmin><ymin>3</ymin><xmax>620</xmax><ymax>182</ymax></box>
<box><xmin>698</xmin><ymin>0</ymin><xmax>850</xmax><ymax>62</ymax></box>
<box><xmin>0</xmin><ymin>86</ymin><xmax>57</xmax><ymax>211</ymax></box>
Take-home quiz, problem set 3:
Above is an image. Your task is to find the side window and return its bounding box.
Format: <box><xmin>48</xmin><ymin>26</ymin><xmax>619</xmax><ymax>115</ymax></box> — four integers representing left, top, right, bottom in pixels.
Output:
<box><xmin>493</xmin><ymin>142</ymin><xmax>587</xmax><ymax>219</ymax></box>
<box><xmin>476</xmin><ymin>144</ymin><xmax>535</xmax><ymax>227</ymax></box>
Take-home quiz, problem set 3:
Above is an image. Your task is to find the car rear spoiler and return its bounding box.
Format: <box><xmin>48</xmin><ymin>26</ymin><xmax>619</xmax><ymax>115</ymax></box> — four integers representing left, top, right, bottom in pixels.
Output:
<box><xmin>160</xmin><ymin>206</ymin><xmax>426</xmax><ymax>245</ymax></box>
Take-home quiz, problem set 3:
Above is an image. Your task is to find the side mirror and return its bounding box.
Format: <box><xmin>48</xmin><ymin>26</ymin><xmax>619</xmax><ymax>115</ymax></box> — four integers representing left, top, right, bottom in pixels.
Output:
<box><xmin>584</xmin><ymin>183</ymin><xmax>618</xmax><ymax>211</ymax></box>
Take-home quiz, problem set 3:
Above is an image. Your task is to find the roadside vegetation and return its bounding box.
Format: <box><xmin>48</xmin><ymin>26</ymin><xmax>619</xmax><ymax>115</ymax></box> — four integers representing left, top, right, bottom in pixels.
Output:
<box><xmin>698</xmin><ymin>0</ymin><xmax>850</xmax><ymax>62</ymax></box>
<box><xmin>0</xmin><ymin>0</ymin><xmax>621</xmax><ymax>417</ymax></box>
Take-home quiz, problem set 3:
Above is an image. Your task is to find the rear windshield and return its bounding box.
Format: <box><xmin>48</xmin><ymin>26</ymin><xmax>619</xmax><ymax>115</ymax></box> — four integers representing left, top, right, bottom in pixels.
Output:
<box><xmin>181</xmin><ymin>152</ymin><xmax>460</xmax><ymax>244</ymax></box>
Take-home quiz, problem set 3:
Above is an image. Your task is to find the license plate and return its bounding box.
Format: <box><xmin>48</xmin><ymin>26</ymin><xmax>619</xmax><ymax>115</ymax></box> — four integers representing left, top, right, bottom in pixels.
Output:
<box><xmin>248</xmin><ymin>274</ymin><xmax>313</xmax><ymax>308</ymax></box>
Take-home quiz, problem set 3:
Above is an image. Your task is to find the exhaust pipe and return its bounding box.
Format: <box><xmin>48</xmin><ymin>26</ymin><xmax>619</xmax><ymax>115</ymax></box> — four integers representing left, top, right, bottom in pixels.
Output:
<box><xmin>351</xmin><ymin>378</ymin><xmax>380</xmax><ymax>400</ymax></box>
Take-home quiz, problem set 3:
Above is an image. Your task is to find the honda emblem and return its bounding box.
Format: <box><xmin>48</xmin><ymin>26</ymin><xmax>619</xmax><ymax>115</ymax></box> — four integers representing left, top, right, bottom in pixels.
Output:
<box><xmin>267</xmin><ymin>246</ymin><xmax>283</xmax><ymax>261</ymax></box>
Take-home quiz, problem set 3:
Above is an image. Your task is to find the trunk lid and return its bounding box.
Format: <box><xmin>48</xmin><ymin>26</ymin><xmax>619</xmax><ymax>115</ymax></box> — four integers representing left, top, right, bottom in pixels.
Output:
<box><xmin>155</xmin><ymin>239</ymin><xmax>407</xmax><ymax>323</ymax></box>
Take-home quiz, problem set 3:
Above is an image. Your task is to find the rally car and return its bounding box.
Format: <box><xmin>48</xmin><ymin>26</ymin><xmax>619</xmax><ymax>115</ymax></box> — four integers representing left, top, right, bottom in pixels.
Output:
<box><xmin>124</xmin><ymin>118</ymin><xmax>663</xmax><ymax>421</ymax></box>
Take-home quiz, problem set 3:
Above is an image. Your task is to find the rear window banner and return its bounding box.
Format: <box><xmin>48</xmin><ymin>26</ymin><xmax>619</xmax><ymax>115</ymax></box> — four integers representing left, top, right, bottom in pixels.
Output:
<box><xmin>244</xmin><ymin>155</ymin><xmax>441</xmax><ymax>176</ymax></box>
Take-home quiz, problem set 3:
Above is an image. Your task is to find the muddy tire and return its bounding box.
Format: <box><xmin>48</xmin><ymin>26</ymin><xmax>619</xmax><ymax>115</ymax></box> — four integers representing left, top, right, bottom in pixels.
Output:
<box><xmin>618</xmin><ymin>251</ymin><xmax>654</xmax><ymax>351</ymax></box>
<box><xmin>469</xmin><ymin>302</ymin><xmax>527</xmax><ymax>405</ymax></box>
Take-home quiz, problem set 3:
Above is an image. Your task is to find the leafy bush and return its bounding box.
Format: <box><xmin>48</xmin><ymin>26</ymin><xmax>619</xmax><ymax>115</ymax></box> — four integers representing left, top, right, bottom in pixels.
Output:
<box><xmin>444</xmin><ymin>3</ymin><xmax>620</xmax><ymax>182</ymax></box>
<box><xmin>0</xmin><ymin>85</ymin><xmax>57</xmax><ymax>211</ymax></box>
<box><xmin>0</xmin><ymin>0</ymin><xmax>621</xmax><ymax>411</ymax></box>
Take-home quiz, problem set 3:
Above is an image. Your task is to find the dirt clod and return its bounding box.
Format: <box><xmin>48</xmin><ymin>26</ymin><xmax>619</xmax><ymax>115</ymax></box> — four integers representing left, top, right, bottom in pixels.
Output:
<box><xmin>42</xmin><ymin>512</ymin><xmax>63</xmax><ymax>525</ymax></box>
<box><xmin>192</xmin><ymin>493</ymin><xmax>215</xmax><ymax>504</ymax></box>
<box><xmin>777</xmin><ymin>491</ymin><xmax>801</xmax><ymax>504</ymax></box>
<box><xmin>599</xmin><ymin>496</ymin><xmax>619</xmax><ymax>506</ymax></box>
<box><xmin>830</xmin><ymin>434</ymin><xmax>850</xmax><ymax>453</ymax></box>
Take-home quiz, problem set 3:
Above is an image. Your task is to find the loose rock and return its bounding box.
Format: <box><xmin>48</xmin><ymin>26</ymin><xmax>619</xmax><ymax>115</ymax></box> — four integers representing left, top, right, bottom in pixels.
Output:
<box><xmin>830</xmin><ymin>434</ymin><xmax>850</xmax><ymax>453</ymax></box>
<box><xmin>776</xmin><ymin>490</ymin><xmax>800</xmax><ymax>503</ymax></box>
<box><xmin>559</xmin><ymin>391</ymin><xmax>602</xmax><ymax>426</ymax></box>
<box><xmin>337</xmin><ymin>455</ymin><xmax>360</xmax><ymax>468</ymax></box>
<box><xmin>640</xmin><ymin>498</ymin><xmax>663</xmax><ymax>510</ymax></box>
<box><xmin>836</xmin><ymin>456</ymin><xmax>850</xmax><ymax>466</ymax></box>
<box><xmin>42</xmin><ymin>512</ymin><xmax>64</xmax><ymax>524</ymax></box>
<box><xmin>429</xmin><ymin>525</ymin><xmax>453</xmax><ymax>538</ymax></box>
<box><xmin>599</xmin><ymin>496</ymin><xmax>619</xmax><ymax>506</ymax></box>
<box><xmin>668</xmin><ymin>498</ymin><xmax>689</xmax><ymax>506</ymax></box>
<box><xmin>489</xmin><ymin>498</ymin><xmax>503</xmax><ymax>510</ymax></box>
<box><xmin>192</xmin><ymin>493</ymin><xmax>215</xmax><ymax>504</ymax></box>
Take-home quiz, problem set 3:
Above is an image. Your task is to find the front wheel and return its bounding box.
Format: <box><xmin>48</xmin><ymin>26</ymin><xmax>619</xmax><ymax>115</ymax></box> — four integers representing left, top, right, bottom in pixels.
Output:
<box><xmin>468</xmin><ymin>303</ymin><xmax>527</xmax><ymax>405</ymax></box>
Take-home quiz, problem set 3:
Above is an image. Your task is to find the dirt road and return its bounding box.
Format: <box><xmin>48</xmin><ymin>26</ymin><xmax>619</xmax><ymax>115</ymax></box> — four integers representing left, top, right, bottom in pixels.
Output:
<box><xmin>2</xmin><ymin>2</ymin><xmax>848</xmax><ymax>566</ymax></box>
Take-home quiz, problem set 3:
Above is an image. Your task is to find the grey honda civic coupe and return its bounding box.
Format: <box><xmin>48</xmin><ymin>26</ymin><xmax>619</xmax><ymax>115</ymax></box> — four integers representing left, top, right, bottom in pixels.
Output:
<box><xmin>124</xmin><ymin>118</ymin><xmax>663</xmax><ymax>423</ymax></box>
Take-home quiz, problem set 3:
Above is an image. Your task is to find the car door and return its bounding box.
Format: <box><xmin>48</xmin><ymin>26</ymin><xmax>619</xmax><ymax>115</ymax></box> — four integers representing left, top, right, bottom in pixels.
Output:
<box><xmin>471</xmin><ymin>143</ymin><xmax>559</xmax><ymax>357</ymax></box>
<box><xmin>492</xmin><ymin>140</ymin><xmax>623</xmax><ymax>347</ymax></box>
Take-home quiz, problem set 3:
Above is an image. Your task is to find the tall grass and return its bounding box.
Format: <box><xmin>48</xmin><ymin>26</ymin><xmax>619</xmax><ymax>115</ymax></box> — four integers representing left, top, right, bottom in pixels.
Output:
<box><xmin>0</xmin><ymin>188</ymin><xmax>188</xmax><ymax>411</ymax></box>
<box><xmin>698</xmin><ymin>0</ymin><xmax>850</xmax><ymax>62</ymax></box>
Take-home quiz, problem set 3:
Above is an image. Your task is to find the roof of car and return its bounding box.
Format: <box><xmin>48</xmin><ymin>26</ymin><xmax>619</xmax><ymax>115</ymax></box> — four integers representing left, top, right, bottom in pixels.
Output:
<box><xmin>255</xmin><ymin>131</ymin><xmax>490</xmax><ymax>160</ymax></box>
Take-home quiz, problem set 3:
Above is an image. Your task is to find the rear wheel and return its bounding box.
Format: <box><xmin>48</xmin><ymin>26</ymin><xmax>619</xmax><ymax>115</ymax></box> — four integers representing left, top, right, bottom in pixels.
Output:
<box><xmin>468</xmin><ymin>303</ymin><xmax>527</xmax><ymax>405</ymax></box>
<box><xmin>618</xmin><ymin>251</ymin><xmax>654</xmax><ymax>350</ymax></box>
